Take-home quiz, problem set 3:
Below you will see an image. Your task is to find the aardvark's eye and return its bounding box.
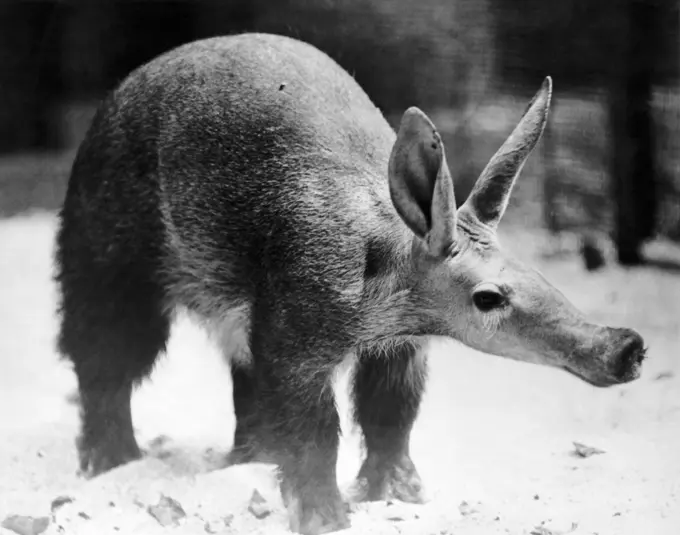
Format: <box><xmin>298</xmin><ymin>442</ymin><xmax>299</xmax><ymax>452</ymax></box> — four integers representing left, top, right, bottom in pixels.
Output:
<box><xmin>472</xmin><ymin>284</ymin><xmax>506</xmax><ymax>312</ymax></box>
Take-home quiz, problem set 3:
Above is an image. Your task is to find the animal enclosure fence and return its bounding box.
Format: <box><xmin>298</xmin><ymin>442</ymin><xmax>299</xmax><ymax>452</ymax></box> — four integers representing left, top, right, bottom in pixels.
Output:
<box><xmin>541</xmin><ymin>89</ymin><xmax>680</xmax><ymax>244</ymax></box>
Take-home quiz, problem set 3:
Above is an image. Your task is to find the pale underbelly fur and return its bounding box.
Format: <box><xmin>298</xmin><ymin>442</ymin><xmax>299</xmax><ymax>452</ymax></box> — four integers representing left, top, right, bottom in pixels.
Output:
<box><xmin>182</xmin><ymin>303</ymin><xmax>359</xmax><ymax>395</ymax></box>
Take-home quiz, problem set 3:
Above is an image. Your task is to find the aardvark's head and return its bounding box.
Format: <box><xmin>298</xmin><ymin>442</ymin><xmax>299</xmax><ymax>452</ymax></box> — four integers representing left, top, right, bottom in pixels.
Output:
<box><xmin>387</xmin><ymin>77</ymin><xmax>646</xmax><ymax>387</ymax></box>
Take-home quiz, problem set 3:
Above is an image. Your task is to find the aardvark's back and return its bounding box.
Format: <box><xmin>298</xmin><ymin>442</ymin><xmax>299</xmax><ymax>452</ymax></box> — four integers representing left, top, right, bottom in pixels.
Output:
<box><xmin>65</xmin><ymin>33</ymin><xmax>402</xmax><ymax>314</ymax></box>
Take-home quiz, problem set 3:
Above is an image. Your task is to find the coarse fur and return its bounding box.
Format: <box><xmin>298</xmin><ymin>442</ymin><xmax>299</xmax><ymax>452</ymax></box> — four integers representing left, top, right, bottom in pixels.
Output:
<box><xmin>54</xmin><ymin>33</ymin><xmax>646</xmax><ymax>535</ymax></box>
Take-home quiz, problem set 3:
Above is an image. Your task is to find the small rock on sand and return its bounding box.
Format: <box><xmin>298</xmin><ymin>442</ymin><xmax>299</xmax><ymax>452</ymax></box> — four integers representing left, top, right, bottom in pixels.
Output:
<box><xmin>572</xmin><ymin>441</ymin><xmax>606</xmax><ymax>458</ymax></box>
<box><xmin>49</xmin><ymin>495</ymin><xmax>75</xmax><ymax>513</ymax></box>
<box><xmin>247</xmin><ymin>489</ymin><xmax>271</xmax><ymax>519</ymax></box>
<box><xmin>1</xmin><ymin>515</ymin><xmax>50</xmax><ymax>535</ymax></box>
<box><xmin>147</xmin><ymin>495</ymin><xmax>187</xmax><ymax>527</ymax></box>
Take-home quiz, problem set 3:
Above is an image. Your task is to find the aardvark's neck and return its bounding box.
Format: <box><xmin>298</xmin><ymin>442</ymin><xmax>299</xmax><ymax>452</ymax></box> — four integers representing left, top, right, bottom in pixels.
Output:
<box><xmin>357</xmin><ymin>235</ymin><xmax>447</xmax><ymax>347</ymax></box>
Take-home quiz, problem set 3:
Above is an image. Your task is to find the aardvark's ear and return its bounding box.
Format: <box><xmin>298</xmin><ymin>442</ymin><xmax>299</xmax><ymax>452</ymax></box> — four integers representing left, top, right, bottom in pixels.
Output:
<box><xmin>461</xmin><ymin>76</ymin><xmax>553</xmax><ymax>229</ymax></box>
<box><xmin>388</xmin><ymin>107</ymin><xmax>457</xmax><ymax>255</ymax></box>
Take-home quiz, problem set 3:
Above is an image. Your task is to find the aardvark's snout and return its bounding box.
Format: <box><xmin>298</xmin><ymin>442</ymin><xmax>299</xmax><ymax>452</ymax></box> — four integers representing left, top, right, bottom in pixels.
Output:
<box><xmin>566</xmin><ymin>327</ymin><xmax>647</xmax><ymax>388</ymax></box>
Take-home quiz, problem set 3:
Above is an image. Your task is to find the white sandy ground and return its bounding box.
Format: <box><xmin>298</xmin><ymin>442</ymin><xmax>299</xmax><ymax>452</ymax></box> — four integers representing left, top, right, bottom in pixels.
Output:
<box><xmin>0</xmin><ymin>211</ymin><xmax>679</xmax><ymax>535</ymax></box>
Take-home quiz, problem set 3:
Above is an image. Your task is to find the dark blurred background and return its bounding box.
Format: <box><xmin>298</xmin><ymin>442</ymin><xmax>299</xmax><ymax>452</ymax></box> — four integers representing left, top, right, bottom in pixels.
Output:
<box><xmin>0</xmin><ymin>0</ymin><xmax>678</xmax><ymax>266</ymax></box>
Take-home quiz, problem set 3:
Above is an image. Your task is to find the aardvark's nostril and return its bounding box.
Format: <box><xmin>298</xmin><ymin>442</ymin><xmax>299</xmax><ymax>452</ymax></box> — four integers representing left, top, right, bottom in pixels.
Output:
<box><xmin>616</xmin><ymin>332</ymin><xmax>646</xmax><ymax>378</ymax></box>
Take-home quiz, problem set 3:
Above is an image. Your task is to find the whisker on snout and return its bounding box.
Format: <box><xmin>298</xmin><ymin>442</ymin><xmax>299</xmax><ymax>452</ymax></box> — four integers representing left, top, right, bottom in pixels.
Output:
<box><xmin>641</xmin><ymin>346</ymin><xmax>649</xmax><ymax>361</ymax></box>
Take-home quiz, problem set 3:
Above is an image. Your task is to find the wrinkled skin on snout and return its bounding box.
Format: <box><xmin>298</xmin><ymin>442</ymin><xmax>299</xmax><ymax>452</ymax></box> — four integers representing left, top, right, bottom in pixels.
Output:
<box><xmin>389</xmin><ymin>76</ymin><xmax>646</xmax><ymax>388</ymax></box>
